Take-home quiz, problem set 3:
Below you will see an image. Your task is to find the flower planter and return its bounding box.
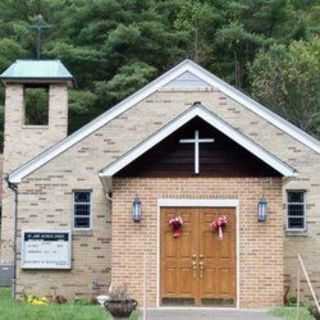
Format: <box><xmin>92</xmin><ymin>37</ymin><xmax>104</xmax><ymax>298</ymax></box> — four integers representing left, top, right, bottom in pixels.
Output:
<box><xmin>104</xmin><ymin>299</ymin><xmax>137</xmax><ymax>319</ymax></box>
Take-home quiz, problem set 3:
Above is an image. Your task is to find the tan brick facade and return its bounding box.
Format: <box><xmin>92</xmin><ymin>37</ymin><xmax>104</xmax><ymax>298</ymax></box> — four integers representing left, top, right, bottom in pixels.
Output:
<box><xmin>1</xmin><ymin>67</ymin><xmax>320</xmax><ymax>307</ymax></box>
<box><xmin>112</xmin><ymin>177</ymin><xmax>283</xmax><ymax>308</ymax></box>
<box><xmin>1</xmin><ymin>83</ymin><xmax>69</xmax><ymax>264</ymax></box>
<box><xmin>15</xmin><ymin>182</ymin><xmax>111</xmax><ymax>299</ymax></box>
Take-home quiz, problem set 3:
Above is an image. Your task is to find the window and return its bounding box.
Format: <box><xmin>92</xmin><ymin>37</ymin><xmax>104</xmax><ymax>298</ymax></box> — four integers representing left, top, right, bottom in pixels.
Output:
<box><xmin>24</xmin><ymin>86</ymin><xmax>49</xmax><ymax>125</ymax></box>
<box><xmin>287</xmin><ymin>191</ymin><xmax>306</xmax><ymax>231</ymax></box>
<box><xmin>73</xmin><ymin>191</ymin><xmax>92</xmax><ymax>229</ymax></box>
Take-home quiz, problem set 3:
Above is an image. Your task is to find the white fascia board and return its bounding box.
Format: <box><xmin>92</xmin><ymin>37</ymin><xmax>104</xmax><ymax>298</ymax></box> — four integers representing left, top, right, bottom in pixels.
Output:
<box><xmin>158</xmin><ymin>199</ymin><xmax>239</xmax><ymax>208</ymax></box>
<box><xmin>100</xmin><ymin>105</ymin><xmax>296</xmax><ymax>177</ymax></box>
<box><xmin>100</xmin><ymin>107</ymin><xmax>202</xmax><ymax>177</ymax></box>
<box><xmin>8</xmin><ymin>59</ymin><xmax>313</xmax><ymax>183</ymax></box>
<box><xmin>197</xmin><ymin>108</ymin><xmax>296</xmax><ymax>177</ymax></box>
<box><xmin>186</xmin><ymin>61</ymin><xmax>320</xmax><ymax>153</ymax></box>
<box><xmin>8</xmin><ymin>60</ymin><xmax>193</xmax><ymax>184</ymax></box>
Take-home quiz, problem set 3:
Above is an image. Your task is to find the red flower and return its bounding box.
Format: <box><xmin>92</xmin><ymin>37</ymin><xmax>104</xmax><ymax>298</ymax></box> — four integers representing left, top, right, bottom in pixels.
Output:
<box><xmin>210</xmin><ymin>215</ymin><xmax>228</xmax><ymax>240</ymax></box>
<box><xmin>169</xmin><ymin>216</ymin><xmax>184</xmax><ymax>238</ymax></box>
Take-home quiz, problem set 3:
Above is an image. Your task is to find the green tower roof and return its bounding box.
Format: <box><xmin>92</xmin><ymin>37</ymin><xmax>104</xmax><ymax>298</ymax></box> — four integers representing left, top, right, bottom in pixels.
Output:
<box><xmin>0</xmin><ymin>60</ymin><xmax>74</xmax><ymax>85</ymax></box>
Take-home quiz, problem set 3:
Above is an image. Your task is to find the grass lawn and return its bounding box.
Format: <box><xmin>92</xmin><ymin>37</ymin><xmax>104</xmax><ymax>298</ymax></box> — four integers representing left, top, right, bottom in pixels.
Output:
<box><xmin>271</xmin><ymin>306</ymin><xmax>315</xmax><ymax>320</ymax></box>
<box><xmin>0</xmin><ymin>288</ymin><xmax>140</xmax><ymax>320</ymax></box>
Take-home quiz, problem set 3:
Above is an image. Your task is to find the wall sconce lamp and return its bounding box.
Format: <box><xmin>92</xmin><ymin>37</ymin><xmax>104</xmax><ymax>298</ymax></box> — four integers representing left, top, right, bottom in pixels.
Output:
<box><xmin>132</xmin><ymin>196</ymin><xmax>142</xmax><ymax>222</ymax></box>
<box><xmin>258</xmin><ymin>197</ymin><xmax>268</xmax><ymax>222</ymax></box>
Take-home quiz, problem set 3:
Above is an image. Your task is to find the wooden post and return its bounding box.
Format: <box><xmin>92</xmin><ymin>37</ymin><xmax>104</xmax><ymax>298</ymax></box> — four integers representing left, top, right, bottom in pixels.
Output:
<box><xmin>297</xmin><ymin>254</ymin><xmax>320</xmax><ymax>313</ymax></box>
<box><xmin>143</xmin><ymin>252</ymin><xmax>147</xmax><ymax>320</ymax></box>
<box><xmin>296</xmin><ymin>264</ymin><xmax>300</xmax><ymax>320</ymax></box>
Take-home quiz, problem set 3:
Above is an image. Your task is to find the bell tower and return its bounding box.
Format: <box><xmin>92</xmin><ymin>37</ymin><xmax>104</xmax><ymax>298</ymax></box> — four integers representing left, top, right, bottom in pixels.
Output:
<box><xmin>1</xmin><ymin>60</ymin><xmax>74</xmax><ymax>169</ymax></box>
<box><xmin>0</xmin><ymin>59</ymin><xmax>74</xmax><ymax>264</ymax></box>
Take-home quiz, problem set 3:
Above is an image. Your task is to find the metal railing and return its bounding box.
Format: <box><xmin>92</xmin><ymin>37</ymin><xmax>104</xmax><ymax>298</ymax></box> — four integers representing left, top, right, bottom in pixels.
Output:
<box><xmin>296</xmin><ymin>254</ymin><xmax>320</xmax><ymax>319</ymax></box>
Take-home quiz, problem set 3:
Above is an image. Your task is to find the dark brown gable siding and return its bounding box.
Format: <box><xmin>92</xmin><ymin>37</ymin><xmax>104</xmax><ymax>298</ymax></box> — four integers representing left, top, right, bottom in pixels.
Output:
<box><xmin>117</xmin><ymin>117</ymin><xmax>281</xmax><ymax>177</ymax></box>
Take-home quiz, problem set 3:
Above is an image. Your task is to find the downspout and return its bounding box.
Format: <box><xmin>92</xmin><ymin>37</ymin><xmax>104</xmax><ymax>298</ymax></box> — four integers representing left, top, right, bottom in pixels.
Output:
<box><xmin>5</xmin><ymin>176</ymin><xmax>18</xmax><ymax>299</ymax></box>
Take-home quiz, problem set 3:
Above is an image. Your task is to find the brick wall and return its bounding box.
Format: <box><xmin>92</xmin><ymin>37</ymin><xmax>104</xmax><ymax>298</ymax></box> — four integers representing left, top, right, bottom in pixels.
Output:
<box><xmin>1</xmin><ymin>84</ymin><xmax>69</xmax><ymax>264</ymax></box>
<box><xmin>2</xmin><ymin>86</ymin><xmax>320</xmax><ymax>303</ymax></box>
<box><xmin>14</xmin><ymin>175</ymin><xmax>111</xmax><ymax>299</ymax></box>
<box><xmin>112</xmin><ymin>177</ymin><xmax>283</xmax><ymax>308</ymax></box>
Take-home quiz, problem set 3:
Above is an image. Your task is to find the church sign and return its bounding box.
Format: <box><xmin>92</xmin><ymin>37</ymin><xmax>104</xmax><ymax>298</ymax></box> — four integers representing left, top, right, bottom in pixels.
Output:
<box><xmin>21</xmin><ymin>230</ymin><xmax>71</xmax><ymax>269</ymax></box>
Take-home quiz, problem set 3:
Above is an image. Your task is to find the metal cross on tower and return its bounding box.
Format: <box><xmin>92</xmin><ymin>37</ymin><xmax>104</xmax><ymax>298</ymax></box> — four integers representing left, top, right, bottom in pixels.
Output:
<box><xmin>30</xmin><ymin>15</ymin><xmax>51</xmax><ymax>59</ymax></box>
<box><xmin>180</xmin><ymin>130</ymin><xmax>214</xmax><ymax>174</ymax></box>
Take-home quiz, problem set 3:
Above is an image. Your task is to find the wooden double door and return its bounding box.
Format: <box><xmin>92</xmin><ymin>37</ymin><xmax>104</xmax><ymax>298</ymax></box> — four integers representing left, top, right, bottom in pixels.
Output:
<box><xmin>160</xmin><ymin>207</ymin><xmax>236</xmax><ymax>306</ymax></box>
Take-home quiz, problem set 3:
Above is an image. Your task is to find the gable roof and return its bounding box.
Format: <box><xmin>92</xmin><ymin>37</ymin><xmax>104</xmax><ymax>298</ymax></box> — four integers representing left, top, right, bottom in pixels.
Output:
<box><xmin>99</xmin><ymin>103</ymin><xmax>296</xmax><ymax>178</ymax></box>
<box><xmin>0</xmin><ymin>60</ymin><xmax>74</xmax><ymax>85</ymax></box>
<box><xmin>8</xmin><ymin>59</ymin><xmax>316</xmax><ymax>183</ymax></box>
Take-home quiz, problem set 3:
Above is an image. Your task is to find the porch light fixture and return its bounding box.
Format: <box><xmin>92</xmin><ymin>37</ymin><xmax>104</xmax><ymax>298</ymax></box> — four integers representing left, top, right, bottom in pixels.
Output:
<box><xmin>257</xmin><ymin>197</ymin><xmax>268</xmax><ymax>223</ymax></box>
<box><xmin>132</xmin><ymin>196</ymin><xmax>142</xmax><ymax>222</ymax></box>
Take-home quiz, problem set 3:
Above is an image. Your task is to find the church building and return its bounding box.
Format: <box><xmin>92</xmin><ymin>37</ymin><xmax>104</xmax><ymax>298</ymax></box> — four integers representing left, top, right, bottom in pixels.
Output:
<box><xmin>0</xmin><ymin>59</ymin><xmax>319</xmax><ymax>309</ymax></box>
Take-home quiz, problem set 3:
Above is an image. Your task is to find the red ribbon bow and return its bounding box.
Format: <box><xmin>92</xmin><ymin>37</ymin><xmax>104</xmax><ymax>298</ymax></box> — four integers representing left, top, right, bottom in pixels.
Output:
<box><xmin>210</xmin><ymin>215</ymin><xmax>228</xmax><ymax>240</ymax></box>
<box><xmin>169</xmin><ymin>216</ymin><xmax>184</xmax><ymax>238</ymax></box>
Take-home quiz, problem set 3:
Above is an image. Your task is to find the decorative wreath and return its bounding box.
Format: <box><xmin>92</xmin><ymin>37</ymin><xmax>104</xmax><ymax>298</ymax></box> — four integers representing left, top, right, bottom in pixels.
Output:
<box><xmin>210</xmin><ymin>215</ymin><xmax>228</xmax><ymax>240</ymax></box>
<box><xmin>169</xmin><ymin>216</ymin><xmax>184</xmax><ymax>238</ymax></box>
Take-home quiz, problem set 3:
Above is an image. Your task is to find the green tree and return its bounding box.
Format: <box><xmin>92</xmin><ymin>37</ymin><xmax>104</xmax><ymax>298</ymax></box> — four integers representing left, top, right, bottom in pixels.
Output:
<box><xmin>214</xmin><ymin>0</ymin><xmax>292</xmax><ymax>88</ymax></box>
<box><xmin>249</xmin><ymin>37</ymin><xmax>320</xmax><ymax>137</ymax></box>
<box><xmin>44</xmin><ymin>0</ymin><xmax>186</xmax><ymax>128</ymax></box>
<box><xmin>174</xmin><ymin>0</ymin><xmax>219</xmax><ymax>64</ymax></box>
<box><xmin>1</xmin><ymin>0</ymin><xmax>320</xmax><ymax>150</ymax></box>
<box><xmin>95</xmin><ymin>62</ymin><xmax>157</xmax><ymax>107</ymax></box>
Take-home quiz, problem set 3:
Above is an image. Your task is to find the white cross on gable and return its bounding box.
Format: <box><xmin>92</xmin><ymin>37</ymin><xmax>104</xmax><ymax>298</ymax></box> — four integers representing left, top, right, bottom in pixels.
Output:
<box><xmin>179</xmin><ymin>130</ymin><xmax>214</xmax><ymax>174</ymax></box>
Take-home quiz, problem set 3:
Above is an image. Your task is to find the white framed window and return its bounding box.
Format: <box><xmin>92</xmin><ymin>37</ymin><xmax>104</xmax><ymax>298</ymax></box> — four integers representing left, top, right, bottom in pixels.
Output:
<box><xmin>73</xmin><ymin>191</ymin><xmax>92</xmax><ymax>230</ymax></box>
<box><xmin>286</xmin><ymin>190</ymin><xmax>306</xmax><ymax>231</ymax></box>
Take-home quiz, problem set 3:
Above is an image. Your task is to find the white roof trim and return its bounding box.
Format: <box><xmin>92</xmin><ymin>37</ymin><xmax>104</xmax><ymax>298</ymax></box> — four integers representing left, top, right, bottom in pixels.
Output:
<box><xmin>8</xmin><ymin>59</ymin><xmax>315</xmax><ymax>183</ymax></box>
<box><xmin>99</xmin><ymin>104</ymin><xmax>296</xmax><ymax>177</ymax></box>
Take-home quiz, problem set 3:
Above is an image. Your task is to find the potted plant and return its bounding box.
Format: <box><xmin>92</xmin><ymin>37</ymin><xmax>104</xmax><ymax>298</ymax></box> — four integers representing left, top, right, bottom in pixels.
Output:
<box><xmin>104</xmin><ymin>285</ymin><xmax>137</xmax><ymax>319</ymax></box>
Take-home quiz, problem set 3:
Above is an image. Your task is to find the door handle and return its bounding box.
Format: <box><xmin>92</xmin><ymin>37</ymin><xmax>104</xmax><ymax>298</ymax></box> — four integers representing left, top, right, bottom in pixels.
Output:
<box><xmin>199</xmin><ymin>261</ymin><xmax>204</xmax><ymax>279</ymax></box>
<box><xmin>192</xmin><ymin>254</ymin><xmax>198</xmax><ymax>279</ymax></box>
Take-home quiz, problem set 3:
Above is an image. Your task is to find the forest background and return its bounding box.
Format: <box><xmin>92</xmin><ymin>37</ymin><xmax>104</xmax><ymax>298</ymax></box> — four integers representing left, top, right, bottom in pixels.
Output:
<box><xmin>1</xmin><ymin>0</ymin><xmax>320</xmax><ymax>150</ymax></box>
